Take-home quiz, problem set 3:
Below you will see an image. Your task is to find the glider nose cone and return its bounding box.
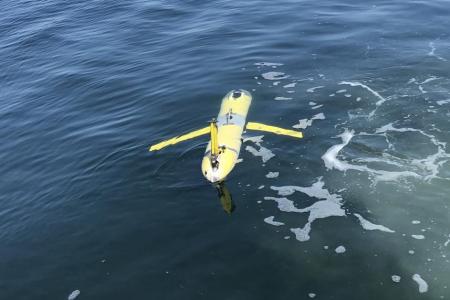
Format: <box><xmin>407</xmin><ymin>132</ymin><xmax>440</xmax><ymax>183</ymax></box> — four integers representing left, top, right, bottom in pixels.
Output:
<box><xmin>201</xmin><ymin>157</ymin><xmax>227</xmax><ymax>183</ymax></box>
<box><xmin>204</xmin><ymin>169</ymin><xmax>222</xmax><ymax>183</ymax></box>
<box><xmin>210</xmin><ymin>174</ymin><xmax>221</xmax><ymax>183</ymax></box>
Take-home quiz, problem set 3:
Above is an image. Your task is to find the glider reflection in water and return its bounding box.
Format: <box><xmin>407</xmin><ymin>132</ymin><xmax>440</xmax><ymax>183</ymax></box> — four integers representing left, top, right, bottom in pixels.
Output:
<box><xmin>215</xmin><ymin>182</ymin><xmax>235</xmax><ymax>214</ymax></box>
<box><xmin>149</xmin><ymin>90</ymin><xmax>303</xmax><ymax>212</ymax></box>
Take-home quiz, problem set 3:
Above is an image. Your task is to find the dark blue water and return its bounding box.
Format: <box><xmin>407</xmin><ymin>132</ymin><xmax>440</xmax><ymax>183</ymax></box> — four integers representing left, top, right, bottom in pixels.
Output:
<box><xmin>1</xmin><ymin>0</ymin><xmax>450</xmax><ymax>299</ymax></box>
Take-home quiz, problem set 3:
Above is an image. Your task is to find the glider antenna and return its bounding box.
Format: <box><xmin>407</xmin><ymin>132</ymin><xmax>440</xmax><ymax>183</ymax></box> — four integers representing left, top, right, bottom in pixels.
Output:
<box><xmin>209</xmin><ymin>118</ymin><xmax>219</xmax><ymax>168</ymax></box>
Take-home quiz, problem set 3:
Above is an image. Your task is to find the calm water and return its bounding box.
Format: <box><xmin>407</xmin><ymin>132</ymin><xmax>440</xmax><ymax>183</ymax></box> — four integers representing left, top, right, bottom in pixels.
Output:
<box><xmin>1</xmin><ymin>0</ymin><xmax>450</xmax><ymax>299</ymax></box>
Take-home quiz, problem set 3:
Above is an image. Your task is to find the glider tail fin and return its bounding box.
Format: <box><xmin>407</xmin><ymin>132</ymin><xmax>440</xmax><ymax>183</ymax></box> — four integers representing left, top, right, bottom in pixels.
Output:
<box><xmin>246</xmin><ymin>122</ymin><xmax>303</xmax><ymax>138</ymax></box>
<box><xmin>149</xmin><ymin>126</ymin><xmax>210</xmax><ymax>151</ymax></box>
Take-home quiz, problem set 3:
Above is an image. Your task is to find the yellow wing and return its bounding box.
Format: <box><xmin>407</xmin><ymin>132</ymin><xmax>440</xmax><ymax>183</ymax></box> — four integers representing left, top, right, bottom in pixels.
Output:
<box><xmin>149</xmin><ymin>126</ymin><xmax>210</xmax><ymax>151</ymax></box>
<box><xmin>246</xmin><ymin>122</ymin><xmax>303</xmax><ymax>138</ymax></box>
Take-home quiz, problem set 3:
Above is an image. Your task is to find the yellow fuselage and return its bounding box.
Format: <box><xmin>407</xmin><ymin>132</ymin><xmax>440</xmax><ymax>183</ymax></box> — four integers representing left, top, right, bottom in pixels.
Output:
<box><xmin>201</xmin><ymin>90</ymin><xmax>252</xmax><ymax>183</ymax></box>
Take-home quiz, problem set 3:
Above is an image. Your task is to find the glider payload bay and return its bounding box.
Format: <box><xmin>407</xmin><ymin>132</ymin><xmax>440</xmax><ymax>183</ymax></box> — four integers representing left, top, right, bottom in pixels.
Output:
<box><xmin>149</xmin><ymin>90</ymin><xmax>303</xmax><ymax>183</ymax></box>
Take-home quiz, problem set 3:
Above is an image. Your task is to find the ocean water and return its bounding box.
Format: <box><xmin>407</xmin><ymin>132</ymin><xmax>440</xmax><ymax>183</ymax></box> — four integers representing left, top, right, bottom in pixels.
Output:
<box><xmin>1</xmin><ymin>0</ymin><xmax>450</xmax><ymax>299</ymax></box>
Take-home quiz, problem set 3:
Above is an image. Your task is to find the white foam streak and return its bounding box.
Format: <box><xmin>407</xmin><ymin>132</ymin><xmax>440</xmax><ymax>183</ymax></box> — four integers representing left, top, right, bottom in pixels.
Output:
<box><xmin>322</xmin><ymin>126</ymin><xmax>448</xmax><ymax>182</ymax></box>
<box><xmin>354</xmin><ymin>214</ymin><xmax>395</xmax><ymax>233</ymax></box>
<box><xmin>335</xmin><ymin>245</ymin><xmax>346</xmax><ymax>253</ymax></box>
<box><xmin>264</xmin><ymin>216</ymin><xmax>285</xmax><ymax>226</ymax></box>
<box><xmin>305</xmin><ymin>198</ymin><xmax>345</xmax><ymax>221</ymax></box>
<box><xmin>291</xmin><ymin>223</ymin><xmax>312</xmax><ymax>241</ymax></box>
<box><xmin>261</xmin><ymin>71</ymin><xmax>289</xmax><ymax>80</ymax></box>
<box><xmin>245</xmin><ymin>145</ymin><xmax>275</xmax><ymax>163</ymax></box>
<box><xmin>274</xmin><ymin>96</ymin><xmax>292</xmax><ymax>101</ymax></box>
<box><xmin>437</xmin><ymin>99</ymin><xmax>450</xmax><ymax>105</ymax></box>
<box><xmin>268</xmin><ymin>178</ymin><xmax>345</xmax><ymax>242</ymax></box>
<box><xmin>375</xmin><ymin>123</ymin><xmax>419</xmax><ymax>134</ymax></box>
<box><xmin>420</xmin><ymin>76</ymin><xmax>440</xmax><ymax>84</ymax></box>
<box><xmin>307</xmin><ymin>86</ymin><xmax>324</xmax><ymax>93</ymax></box>
<box><xmin>412</xmin><ymin>234</ymin><xmax>425</xmax><ymax>240</ymax></box>
<box><xmin>339</xmin><ymin>81</ymin><xmax>387</xmax><ymax>118</ymax></box>
<box><xmin>293</xmin><ymin>113</ymin><xmax>325</xmax><ymax>129</ymax></box>
<box><xmin>255</xmin><ymin>62</ymin><xmax>284</xmax><ymax>66</ymax></box>
<box><xmin>283</xmin><ymin>82</ymin><xmax>296</xmax><ymax>88</ymax></box>
<box><xmin>68</xmin><ymin>290</ymin><xmax>80</xmax><ymax>300</ymax></box>
<box><xmin>322</xmin><ymin>129</ymin><xmax>355</xmax><ymax>171</ymax></box>
<box><xmin>428</xmin><ymin>42</ymin><xmax>447</xmax><ymax>61</ymax></box>
<box><xmin>264</xmin><ymin>196</ymin><xmax>304</xmax><ymax>213</ymax></box>
<box><xmin>243</xmin><ymin>135</ymin><xmax>264</xmax><ymax>145</ymax></box>
<box><xmin>375</xmin><ymin>123</ymin><xmax>450</xmax><ymax>181</ymax></box>
<box><xmin>244</xmin><ymin>135</ymin><xmax>275</xmax><ymax>163</ymax></box>
<box><xmin>412</xmin><ymin>274</ymin><xmax>429</xmax><ymax>293</ymax></box>
<box><xmin>408</xmin><ymin>78</ymin><xmax>417</xmax><ymax>84</ymax></box>
<box><xmin>266</xmin><ymin>171</ymin><xmax>279</xmax><ymax>178</ymax></box>
<box><xmin>354</xmin><ymin>156</ymin><xmax>404</xmax><ymax>168</ymax></box>
<box><xmin>271</xmin><ymin>177</ymin><xmax>342</xmax><ymax>203</ymax></box>
<box><xmin>374</xmin><ymin>170</ymin><xmax>420</xmax><ymax>182</ymax></box>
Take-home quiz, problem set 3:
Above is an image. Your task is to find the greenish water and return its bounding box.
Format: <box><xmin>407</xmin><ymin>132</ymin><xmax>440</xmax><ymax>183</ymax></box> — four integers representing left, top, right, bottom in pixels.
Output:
<box><xmin>1</xmin><ymin>0</ymin><xmax>449</xmax><ymax>299</ymax></box>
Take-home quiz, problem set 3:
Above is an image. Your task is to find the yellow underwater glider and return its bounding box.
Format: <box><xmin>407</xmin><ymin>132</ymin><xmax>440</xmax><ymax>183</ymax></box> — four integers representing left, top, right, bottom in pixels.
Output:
<box><xmin>149</xmin><ymin>90</ymin><xmax>303</xmax><ymax>183</ymax></box>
